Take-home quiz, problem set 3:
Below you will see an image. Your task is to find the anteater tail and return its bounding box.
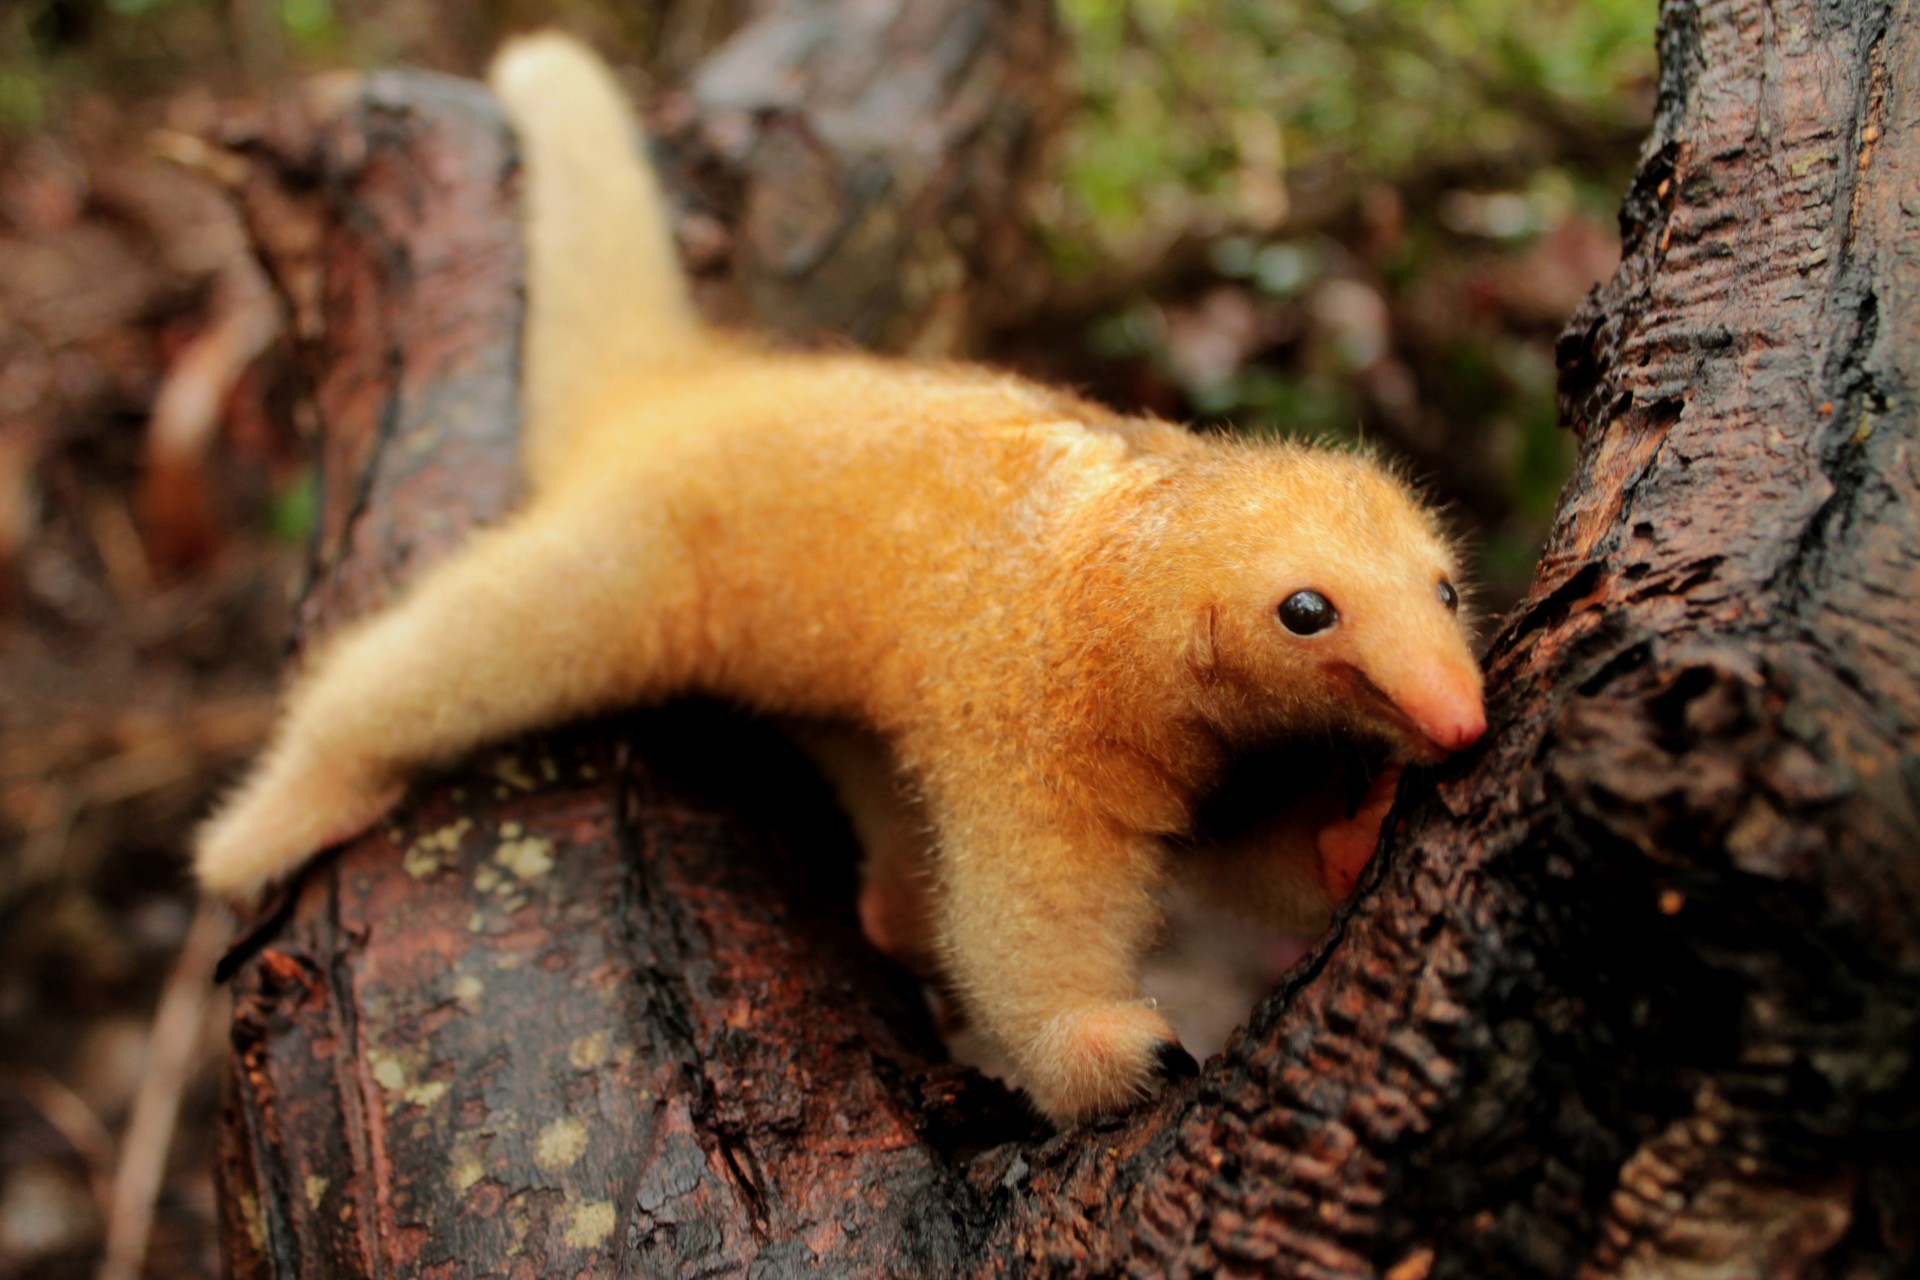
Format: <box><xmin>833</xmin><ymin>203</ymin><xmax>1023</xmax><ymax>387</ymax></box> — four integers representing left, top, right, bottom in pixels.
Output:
<box><xmin>488</xmin><ymin>33</ymin><xmax>702</xmax><ymax>489</ymax></box>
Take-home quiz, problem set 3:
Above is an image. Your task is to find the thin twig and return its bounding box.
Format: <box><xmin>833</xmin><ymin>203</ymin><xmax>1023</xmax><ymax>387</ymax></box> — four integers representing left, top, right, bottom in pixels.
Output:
<box><xmin>96</xmin><ymin>901</ymin><xmax>228</xmax><ymax>1280</ymax></box>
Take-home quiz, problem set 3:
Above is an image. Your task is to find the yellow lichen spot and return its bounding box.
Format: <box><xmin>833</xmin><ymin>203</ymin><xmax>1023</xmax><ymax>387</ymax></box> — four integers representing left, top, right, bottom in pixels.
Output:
<box><xmin>467</xmin><ymin>910</ymin><xmax>488</xmax><ymax>933</ymax></box>
<box><xmin>536</xmin><ymin>1116</ymin><xmax>588</xmax><ymax>1170</ymax></box>
<box><xmin>451</xmin><ymin>1155</ymin><xmax>485</xmax><ymax>1195</ymax></box>
<box><xmin>502</xmin><ymin>1191</ymin><xmax>531</xmax><ymax>1245</ymax></box>
<box><xmin>564</xmin><ymin>1200</ymin><xmax>616</xmax><ymax>1249</ymax></box>
<box><xmin>492</xmin><ymin>756</ymin><xmax>536</xmax><ymax>791</ymax></box>
<box><xmin>496</xmin><ymin>836</ymin><xmax>555</xmax><ymax>881</ymax></box>
<box><xmin>305</xmin><ymin>1176</ymin><xmax>330</xmax><ymax>1209</ymax></box>
<box><xmin>405</xmin><ymin>1080</ymin><xmax>449</xmax><ymax>1108</ymax></box>
<box><xmin>370</xmin><ymin>1053</ymin><xmax>407</xmax><ymax>1093</ymax></box>
<box><xmin>569</xmin><ymin>1030</ymin><xmax>612</xmax><ymax>1070</ymax></box>
<box><xmin>402</xmin><ymin>845</ymin><xmax>443</xmax><ymax>879</ymax></box>
<box><xmin>580</xmin><ymin>765</ymin><xmax>599</xmax><ymax>781</ymax></box>
<box><xmin>501</xmin><ymin>821</ymin><xmax>523</xmax><ymax>839</ymax></box>
<box><xmin>1789</xmin><ymin>150</ymin><xmax>1834</xmax><ymax>179</ymax></box>
<box><xmin>399</xmin><ymin>821</ymin><xmax>470</xmax><ymax>882</ymax></box>
<box><xmin>403</xmin><ymin>817</ymin><xmax>471</xmax><ymax>879</ymax></box>
<box><xmin>454</xmin><ymin>974</ymin><xmax>485</xmax><ymax>1004</ymax></box>
<box><xmin>474</xmin><ymin>865</ymin><xmax>502</xmax><ymax>893</ymax></box>
<box><xmin>368</xmin><ymin>1052</ymin><xmax>446</xmax><ymax>1108</ymax></box>
<box><xmin>238</xmin><ymin>1189</ymin><xmax>265</xmax><ymax>1252</ymax></box>
<box><xmin>423</xmin><ymin>818</ymin><xmax>472</xmax><ymax>853</ymax></box>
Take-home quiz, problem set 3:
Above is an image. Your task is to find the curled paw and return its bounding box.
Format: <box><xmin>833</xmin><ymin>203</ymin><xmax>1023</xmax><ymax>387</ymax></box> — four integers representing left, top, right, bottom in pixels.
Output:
<box><xmin>857</xmin><ymin>866</ymin><xmax>941</xmax><ymax>982</ymax></box>
<box><xmin>1021</xmin><ymin>999</ymin><xmax>1186</xmax><ymax>1124</ymax></box>
<box><xmin>195</xmin><ymin>747</ymin><xmax>402</xmax><ymax>905</ymax></box>
<box><xmin>1316</xmin><ymin>764</ymin><xmax>1403</xmax><ymax>900</ymax></box>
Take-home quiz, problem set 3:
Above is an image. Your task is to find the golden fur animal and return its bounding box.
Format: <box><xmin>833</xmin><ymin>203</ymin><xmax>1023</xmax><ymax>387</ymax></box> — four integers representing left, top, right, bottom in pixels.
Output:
<box><xmin>196</xmin><ymin>33</ymin><xmax>1486</xmax><ymax>1124</ymax></box>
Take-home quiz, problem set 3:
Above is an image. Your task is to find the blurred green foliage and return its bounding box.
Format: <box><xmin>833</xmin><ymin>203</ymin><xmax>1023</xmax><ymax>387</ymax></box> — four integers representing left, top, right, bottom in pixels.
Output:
<box><xmin>0</xmin><ymin>0</ymin><xmax>350</xmax><ymax>129</ymax></box>
<box><xmin>1</xmin><ymin>0</ymin><xmax>1656</xmax><ymax>602</ymax></box>
<box><xmin>1051</xmin><ymin>0</ymin><xmax>1654</xmax><ymax>600</ymax></box>
<box><xmin>0</xmin><ymin>0</ymin><xmax>666</xmax><ymax>128</ymax></box>
<box><xmin>269</xmin><ymin>467</ymin><xmax>320</xmax><ymax>546</ymax></box>
<box><xmin>1056</xmin><ymin>0</ymin><xmax>1653</xmax><ymax>256</ymax></box>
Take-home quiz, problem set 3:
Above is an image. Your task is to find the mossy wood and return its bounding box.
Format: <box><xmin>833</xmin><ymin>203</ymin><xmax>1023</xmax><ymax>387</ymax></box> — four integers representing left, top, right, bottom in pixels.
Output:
<box><xmin>214</xmin><ymin>0</ymin><xmax>1919</xmax><ymax>1274</ymax></box>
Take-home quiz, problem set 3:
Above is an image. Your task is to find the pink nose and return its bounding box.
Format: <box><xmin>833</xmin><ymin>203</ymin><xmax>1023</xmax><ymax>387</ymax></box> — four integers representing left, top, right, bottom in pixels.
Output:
<box><xmin>1430</xmin><ymin>701</ymin><xmax>1487</xmax><ymax>752</ymax></box>
<box><xmin>1394</xmin><ymin>675</ymin><xmax>1486</xmax><ymax>758</ymax></box>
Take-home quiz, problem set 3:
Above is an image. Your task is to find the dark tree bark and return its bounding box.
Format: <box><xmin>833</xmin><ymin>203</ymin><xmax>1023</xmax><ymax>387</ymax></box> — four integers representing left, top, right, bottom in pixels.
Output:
<box><xmin>213</xmin><ymin>0</ymin><xmax>1920</xmax><ymax>1276</ymax></box>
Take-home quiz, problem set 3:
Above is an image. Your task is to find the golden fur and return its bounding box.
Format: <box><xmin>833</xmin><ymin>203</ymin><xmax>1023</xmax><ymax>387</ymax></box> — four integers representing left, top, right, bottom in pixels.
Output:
<box><xmin>196</xmin><ymin>34</ymin><xmax>1485</xmax><ymax>1124</ymax></box>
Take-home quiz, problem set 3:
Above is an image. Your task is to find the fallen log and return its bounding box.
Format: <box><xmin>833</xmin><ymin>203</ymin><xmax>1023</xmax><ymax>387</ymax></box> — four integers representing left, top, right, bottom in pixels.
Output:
<box><xmin>214</xmin><ymin>0</ymin><xmax>1920</xmax><ymax>1274</ymax></box>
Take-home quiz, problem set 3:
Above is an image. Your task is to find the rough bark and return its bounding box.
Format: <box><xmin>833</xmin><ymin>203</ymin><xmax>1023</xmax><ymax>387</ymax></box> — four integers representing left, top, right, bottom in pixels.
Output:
<box><xmin>213</xmin><ymin>0</ymin><xmax>1920</xmax><ymax>1276</ymax></box>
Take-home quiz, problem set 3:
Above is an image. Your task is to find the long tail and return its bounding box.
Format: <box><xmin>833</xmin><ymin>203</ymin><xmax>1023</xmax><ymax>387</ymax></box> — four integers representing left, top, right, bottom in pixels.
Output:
<box><xmin>487</xmin><ymin>33</ymin><xmax>703</xmax><ymax>489</ymax></box>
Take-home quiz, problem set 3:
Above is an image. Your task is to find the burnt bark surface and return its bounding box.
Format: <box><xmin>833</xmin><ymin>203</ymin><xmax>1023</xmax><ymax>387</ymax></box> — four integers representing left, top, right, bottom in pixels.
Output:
<box><xmin>213</xmin><ymin>0</ymin><xmax>1920</xmax><ymax>1276</ymax></box>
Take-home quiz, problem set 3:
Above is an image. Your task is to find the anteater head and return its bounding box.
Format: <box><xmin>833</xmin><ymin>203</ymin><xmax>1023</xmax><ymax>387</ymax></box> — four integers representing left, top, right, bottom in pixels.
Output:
<box><xmin>1172</xmin><ymin>443</ymin><xmax>1485</xmax><ymax>764</ymax></box>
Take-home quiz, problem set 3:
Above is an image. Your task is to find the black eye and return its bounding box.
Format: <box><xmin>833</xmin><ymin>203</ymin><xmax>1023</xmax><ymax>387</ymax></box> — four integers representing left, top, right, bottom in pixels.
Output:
<box><xmin>1437</xmin><ymin>580</ymin><xmax>1459</xmax><ymax>612</ymax></box>
<box><xmin>1278</xmin><ymin>590</ymin><xmax>1338</xmax><ymax>636</ymax></box>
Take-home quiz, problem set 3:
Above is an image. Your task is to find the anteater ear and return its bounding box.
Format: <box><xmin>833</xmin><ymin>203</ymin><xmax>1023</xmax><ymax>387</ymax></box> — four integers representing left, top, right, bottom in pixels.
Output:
<box><xmin>1186</xmin><ymin>606</ymin><xmax>1219</xmax><ymax>677</ymax></box>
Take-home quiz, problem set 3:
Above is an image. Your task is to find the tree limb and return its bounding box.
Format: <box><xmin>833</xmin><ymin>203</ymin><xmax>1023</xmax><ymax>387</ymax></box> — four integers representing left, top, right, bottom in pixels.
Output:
<box><xmin>213</xmin><ymin>0</ymin><xmax>1920</xmax><ymax>1275</ymax></box>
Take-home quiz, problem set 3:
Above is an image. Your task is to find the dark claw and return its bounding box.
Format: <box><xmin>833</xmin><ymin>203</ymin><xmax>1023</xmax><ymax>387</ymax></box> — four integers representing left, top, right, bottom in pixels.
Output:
<box><xmin>213</xmin><ymin>873</ymin><xmax>309</xmax><ymax>984</ymax></box>
<box><xmin>1152</xmin><ymin>1040</ymin><xmax>1200</xmax><ymax>1082</ymax></box>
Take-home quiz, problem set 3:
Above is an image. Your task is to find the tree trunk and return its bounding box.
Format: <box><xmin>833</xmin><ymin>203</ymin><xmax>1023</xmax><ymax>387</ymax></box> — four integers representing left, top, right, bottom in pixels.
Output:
<box><xmin>213</xmin><ymin>0</ymin><xmax>1920</xmax><ymax>1276</ymax></box>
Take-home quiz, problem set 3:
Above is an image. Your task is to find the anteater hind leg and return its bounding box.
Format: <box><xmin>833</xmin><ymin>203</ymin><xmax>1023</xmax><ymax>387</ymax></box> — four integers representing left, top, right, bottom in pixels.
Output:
<box><xmin>1180</xmin><ymin>760</ymin><xmax>1405</xmax><ymax>931</ymax></box>
<box><xmin>794</xmin><ymin>725</ymin><xmax>943</xmax><ymax>980</ymax></box>
<box><xmin>195</xmin><ymin>497</ymin><xmax>698</xmax><ymax>901</ymax></box>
